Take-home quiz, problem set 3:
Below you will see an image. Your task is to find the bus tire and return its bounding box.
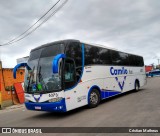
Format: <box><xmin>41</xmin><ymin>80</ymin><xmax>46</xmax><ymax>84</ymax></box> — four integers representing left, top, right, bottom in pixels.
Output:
<box><xmin>88</xmin><ymin>89</ymin><xmax>100</xmax><ymax>108</ymax></box>
<box><xmin>134</xmin><ymin>81</ymin><xmax>140</xmax><ymax>92</ymax></box>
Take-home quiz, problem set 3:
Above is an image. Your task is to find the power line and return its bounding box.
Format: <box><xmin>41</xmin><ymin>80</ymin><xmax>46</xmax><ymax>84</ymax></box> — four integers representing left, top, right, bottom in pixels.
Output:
<box><xmin>4</xmin><ymin>0</ymin><xmax>68</xmax><ymax>45</ymax></box>
<box><xmin>2</xmin><ymin>0</ymin><xmax>61</xmax><ymax>46</ymax></box>
<box><xmin>0</xmin><ymin>0</ymin><xmax>68</xmax><ymax>46</ymax></box>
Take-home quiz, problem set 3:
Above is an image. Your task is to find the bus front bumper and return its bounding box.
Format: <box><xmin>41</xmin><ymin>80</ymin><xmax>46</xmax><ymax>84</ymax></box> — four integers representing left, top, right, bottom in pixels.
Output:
<box><xmin>25</xmin><ymin>98</ymin><xmax>66</xmax><ymax>112</ymax></box>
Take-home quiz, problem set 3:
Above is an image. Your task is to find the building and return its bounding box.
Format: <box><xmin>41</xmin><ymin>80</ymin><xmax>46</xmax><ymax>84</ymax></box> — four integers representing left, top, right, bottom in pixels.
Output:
<box><xmin>17</xmin><ymin>56</ymin><xmax>29</xmax><ymax>64</ymax></box>
<box><xmin>0</xmin><ymin>61</ymin><xmax>25</xmax><ymax>108</ymax></box>
<box><xmin>145</xmin><ymin>65</ymin><xmax>153</xmax><ymax>72</ymax></box>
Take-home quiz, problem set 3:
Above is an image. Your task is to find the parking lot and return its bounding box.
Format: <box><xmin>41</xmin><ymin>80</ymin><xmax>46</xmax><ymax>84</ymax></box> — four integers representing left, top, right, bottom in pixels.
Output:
<box><xmin>0</xmin><ymin>77</ymin><xmax>160</xmax><ymax>135</ymax></box>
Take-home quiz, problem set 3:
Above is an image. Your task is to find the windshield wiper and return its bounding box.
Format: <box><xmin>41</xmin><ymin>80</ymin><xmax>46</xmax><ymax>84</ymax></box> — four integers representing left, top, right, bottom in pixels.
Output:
<box><xmin>27</xmin><ymin>66</ymin><xmax>35</xmax><ymax>92</ymax></box>
<box><xmin>38</xmin><ymin>66</ymin><xmax>42</xmax><ymax>82</ymax></box>
<box><xmin>38</xmin><ymin>66</ymin><xmax>47</xmax><ymax>91</ymax></box>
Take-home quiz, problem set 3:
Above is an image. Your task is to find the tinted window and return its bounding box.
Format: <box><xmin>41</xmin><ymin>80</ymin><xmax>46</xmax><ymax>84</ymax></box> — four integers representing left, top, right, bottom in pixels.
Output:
<box><xmin>129</xmin><ymin>55</ymin><xmax>136</xmax><ymax>66</ymax></box>
<box><xmin>129</xmin><ymin>55</ymin><xmax>144</xmax><ymax>66</ymax></box>
<box><xmin>111</xmin><ymin>51</ymin><xmax>130</xmax><ymax>66</ymax></box>
<box><xmin>41</xmin><ymin>44</ymin><xmax>64</xmax><ymax>58</ymax></box>
<box><xmin>119</xmin><ymin>52</ymin><xmax>130</xmax><ymax>65</ymax></box>
<box><xmin>64</xmin><ymin>62</ymin><xmax>75</xmax><ymax>82</ymax></box>
<box><xmin>85</xmin><ymin>44</ymin><xmax>112</xmax><ymax>65</ymax></box>
<box><xmin>29</xmin><ymin>49</ymin><xmax>42</xmax><ymax>61</ymax></box>
<box><xmin>135</xmin><ymin>56</ymin><xmax>144</xmax><ymax>66</ymax></box>
<box><xmin>99</xmin><ymin>48</ymin><xmax>112</xmax><ymax>65</ymax></box>
<box><xmin>85</xmin><ymin>44</ymin><xmax>93</xmax><ymax>65</ymax></box>
<box><xmin>84</xmin><ymin>44</ymin><xmax>144</xmax><ymax>67</ymax></box>
<box><xmin>35</xmin><ymin>44</ymin><xmax>65</xmax><ymax>92</ymax></box>
<box><xmin>65</xmin><ymin>42</ymin><xmax>82</xmax><ymax>67</ymax></box>
<box><xmin>140</xmin><ymin>56</ymin><xmax>144</xmax><ymax>66</ymax></box>
<box><xmin>85</xmin><ymin>45</ymin><xmax>100</xmax><ymax>65</ymax></box>
<box><xmin>64</xmin><ymin>59</ymin><xmax>76</xmax><ymax>90</ymax></box>
<box><xmin>111</xmin><ymin>50</ymin><xmax>121</xmax><ymax>65</ymax></box>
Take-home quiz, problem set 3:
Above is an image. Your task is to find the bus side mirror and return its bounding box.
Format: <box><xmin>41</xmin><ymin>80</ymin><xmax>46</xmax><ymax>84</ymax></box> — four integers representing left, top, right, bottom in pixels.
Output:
<box><xmin>52</xmin><ymin>54</ymin><xmax>66</xmax><ymax>74</ymax></box>
<box><xmin>13</xmin><ymin>63</ymin><xmax>31</xmax><ymax>79</ymax></box>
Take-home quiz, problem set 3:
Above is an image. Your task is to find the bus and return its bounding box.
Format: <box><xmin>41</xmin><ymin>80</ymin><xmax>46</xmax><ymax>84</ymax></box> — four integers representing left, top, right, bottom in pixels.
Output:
<box><xmin>13</xmin><ymin>39</ymin><xmax>146</xmax><ymax>112</ymax></box>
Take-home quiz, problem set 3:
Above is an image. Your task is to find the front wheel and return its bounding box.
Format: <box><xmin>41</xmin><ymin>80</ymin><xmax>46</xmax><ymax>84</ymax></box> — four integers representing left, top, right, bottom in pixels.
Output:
<box><xmin>88</xmin><ymin>89</ymin><xmax>100</xmax><ymax>108</ymax></box>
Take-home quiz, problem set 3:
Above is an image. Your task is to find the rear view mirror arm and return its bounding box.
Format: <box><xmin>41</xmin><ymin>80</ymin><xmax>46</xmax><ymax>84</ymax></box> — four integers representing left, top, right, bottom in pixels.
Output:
<box><xmin>52</xmin><ymin>54</ymin><xmax>66</xmax><ymax>74</ymax></box>
<box><xmin>13</xmin><ymin>63</ymin><xmax>31</xmax><ymax>79</ymax></box>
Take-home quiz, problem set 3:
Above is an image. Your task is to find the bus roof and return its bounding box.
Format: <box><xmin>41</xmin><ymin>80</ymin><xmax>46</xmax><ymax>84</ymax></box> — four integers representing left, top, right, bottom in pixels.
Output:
<box><xmin>31</xmin><ymin>39</ymin><xmax>80</xmax><ymax>52</ymax></box>
<box><xmin>30</xmin><ymin>39</ymin><xmax>142</xmax><ymax>57</ymax></box>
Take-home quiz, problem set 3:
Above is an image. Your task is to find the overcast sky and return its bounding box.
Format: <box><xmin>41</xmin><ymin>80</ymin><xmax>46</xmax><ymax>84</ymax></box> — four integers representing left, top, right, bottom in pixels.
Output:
<box><xmin>0</xmin><ymin>0</ymin><xmax>160</xmax><ymax>68</ymax></box>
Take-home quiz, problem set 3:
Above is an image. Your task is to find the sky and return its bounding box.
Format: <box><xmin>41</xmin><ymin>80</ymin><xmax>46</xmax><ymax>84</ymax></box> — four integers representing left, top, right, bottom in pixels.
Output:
<box><xmin>0</xmin><ymin>0</ymin><xmax>160</xmax><ymax>68</ymax></box>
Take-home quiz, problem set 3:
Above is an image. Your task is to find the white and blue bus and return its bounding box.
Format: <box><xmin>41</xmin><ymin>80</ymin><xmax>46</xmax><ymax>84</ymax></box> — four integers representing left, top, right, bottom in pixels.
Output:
<box><xmin>13</xmin><ymin>39</ymin><xmax>146</xmax><ymax>112</ymax></box>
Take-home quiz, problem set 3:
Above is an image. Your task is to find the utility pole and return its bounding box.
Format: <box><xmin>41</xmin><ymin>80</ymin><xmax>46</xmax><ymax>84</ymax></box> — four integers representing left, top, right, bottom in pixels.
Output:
<box><xmin>158</xmin><ymin>59</ymin><xmax>160</xmax><ymax>69</ymax></box>
<box><xmin>153</xmin><ymin>56</ymin><xmax>160</xmax><ymax>69</ymax></box>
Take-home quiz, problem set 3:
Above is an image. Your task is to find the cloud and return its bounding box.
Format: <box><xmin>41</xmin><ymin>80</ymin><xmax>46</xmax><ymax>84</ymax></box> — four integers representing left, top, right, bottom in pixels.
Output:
<box><xmin>0</xmin><ymin>0</ymin><xmax>160</xmax><ymax>67</ymax></box>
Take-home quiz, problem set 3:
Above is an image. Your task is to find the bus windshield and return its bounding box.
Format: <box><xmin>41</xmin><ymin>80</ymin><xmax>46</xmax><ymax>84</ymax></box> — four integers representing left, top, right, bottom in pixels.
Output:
<box><xmin>24</xmin><ymin>44</ymin><xmax>64</xmax><ymax>93</ymax></box>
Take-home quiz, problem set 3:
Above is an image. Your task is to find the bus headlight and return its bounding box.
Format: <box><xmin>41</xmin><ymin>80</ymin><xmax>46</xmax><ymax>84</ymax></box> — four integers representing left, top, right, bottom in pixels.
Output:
<box><xmin>48</xmin><ymin>97</ymin><xmax>63</xmax><ymax>102</ymax></box>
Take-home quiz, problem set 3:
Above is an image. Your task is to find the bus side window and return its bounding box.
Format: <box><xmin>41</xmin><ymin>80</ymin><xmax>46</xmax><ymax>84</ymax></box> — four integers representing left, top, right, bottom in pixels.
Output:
<box><xmin>65</xmin><ymin>63</ymin><xmax>74</xmax><ymax>82</ymax></box>
<box><xmin>64</xmin><ymin>59</ymin><xmax>76</xmax><ymax>89</ymax></box>
<box><xmin>65</xmin><ymin>42</ymin><xmax>82</xmax><ymax>83</ymax></box>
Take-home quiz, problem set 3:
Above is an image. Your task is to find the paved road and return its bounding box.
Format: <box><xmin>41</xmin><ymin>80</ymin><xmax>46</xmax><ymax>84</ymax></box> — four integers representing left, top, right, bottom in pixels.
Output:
<box><xmin>0</xmin><ymin>77</ymin><xmax>160</xmax><ymax>136</ymax></box>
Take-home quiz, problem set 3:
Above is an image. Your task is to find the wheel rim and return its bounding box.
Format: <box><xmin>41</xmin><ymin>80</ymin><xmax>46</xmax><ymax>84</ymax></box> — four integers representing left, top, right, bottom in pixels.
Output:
<box><xmin>90</xmin><ymin>92</ymin><xmax>98</xmax><ymax>105</ymax></box>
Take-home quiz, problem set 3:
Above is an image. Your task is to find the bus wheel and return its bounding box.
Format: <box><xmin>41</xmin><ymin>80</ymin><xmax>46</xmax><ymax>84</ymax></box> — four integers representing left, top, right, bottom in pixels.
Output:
<box><xmin>135</xmin><ymin>81</ymin><xmax>140</xmax><ymax>92</ymax></box>
<box><xmin>88</xmin><ymin>89</ymin><xmax>100</xmax><ymax>108</ymax></box>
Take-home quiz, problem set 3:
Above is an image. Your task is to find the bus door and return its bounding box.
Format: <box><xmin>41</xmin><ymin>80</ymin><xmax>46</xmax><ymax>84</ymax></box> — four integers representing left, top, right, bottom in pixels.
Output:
<box><xmin>63</xmin><ymin>58</ymin><xmax>79</xmax><ymax>110</ymax></box>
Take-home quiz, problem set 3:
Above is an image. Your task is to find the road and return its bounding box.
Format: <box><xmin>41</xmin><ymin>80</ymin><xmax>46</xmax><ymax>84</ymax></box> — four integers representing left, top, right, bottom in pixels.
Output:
<box><xmin>0</xmin><ymin>77</ymin><xmax>160</xmax><ymax>136</ymax></box>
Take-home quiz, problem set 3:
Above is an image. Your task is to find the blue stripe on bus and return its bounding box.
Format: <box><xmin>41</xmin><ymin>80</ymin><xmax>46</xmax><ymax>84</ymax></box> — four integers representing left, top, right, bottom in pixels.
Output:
<box><xmin>88</xmin><ymin>85</ymin><xmax>121</xmax><ymax>104</ymax></box>
<box><xmin>101</xmin><ymin>90</ymin><xmax>121</xmax><ymax>99</ymax></box>
<box><xmin>25</xmin><ymin>98</ymin><xmax>66</xmax><ymax>112</ymax></box>
<box><xmin>88</xmin><ymin>85</ymin><xmax>121</xmax><ymax>103</ymax></box>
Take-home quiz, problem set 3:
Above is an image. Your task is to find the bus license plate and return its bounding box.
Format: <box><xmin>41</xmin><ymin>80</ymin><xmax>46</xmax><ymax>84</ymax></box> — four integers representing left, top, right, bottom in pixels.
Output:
<box><xmin>35</xmin><ymin>106</ymin><xmax>41</xmax><ymax>110</ymax></box>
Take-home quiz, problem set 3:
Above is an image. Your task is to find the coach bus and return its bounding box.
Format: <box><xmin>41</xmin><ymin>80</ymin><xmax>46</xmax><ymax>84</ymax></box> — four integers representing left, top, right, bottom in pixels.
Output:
<box><xmin>13</xmin><ymin>39</ymin><xmax>146</xmax><ymax>112</ymax></box>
